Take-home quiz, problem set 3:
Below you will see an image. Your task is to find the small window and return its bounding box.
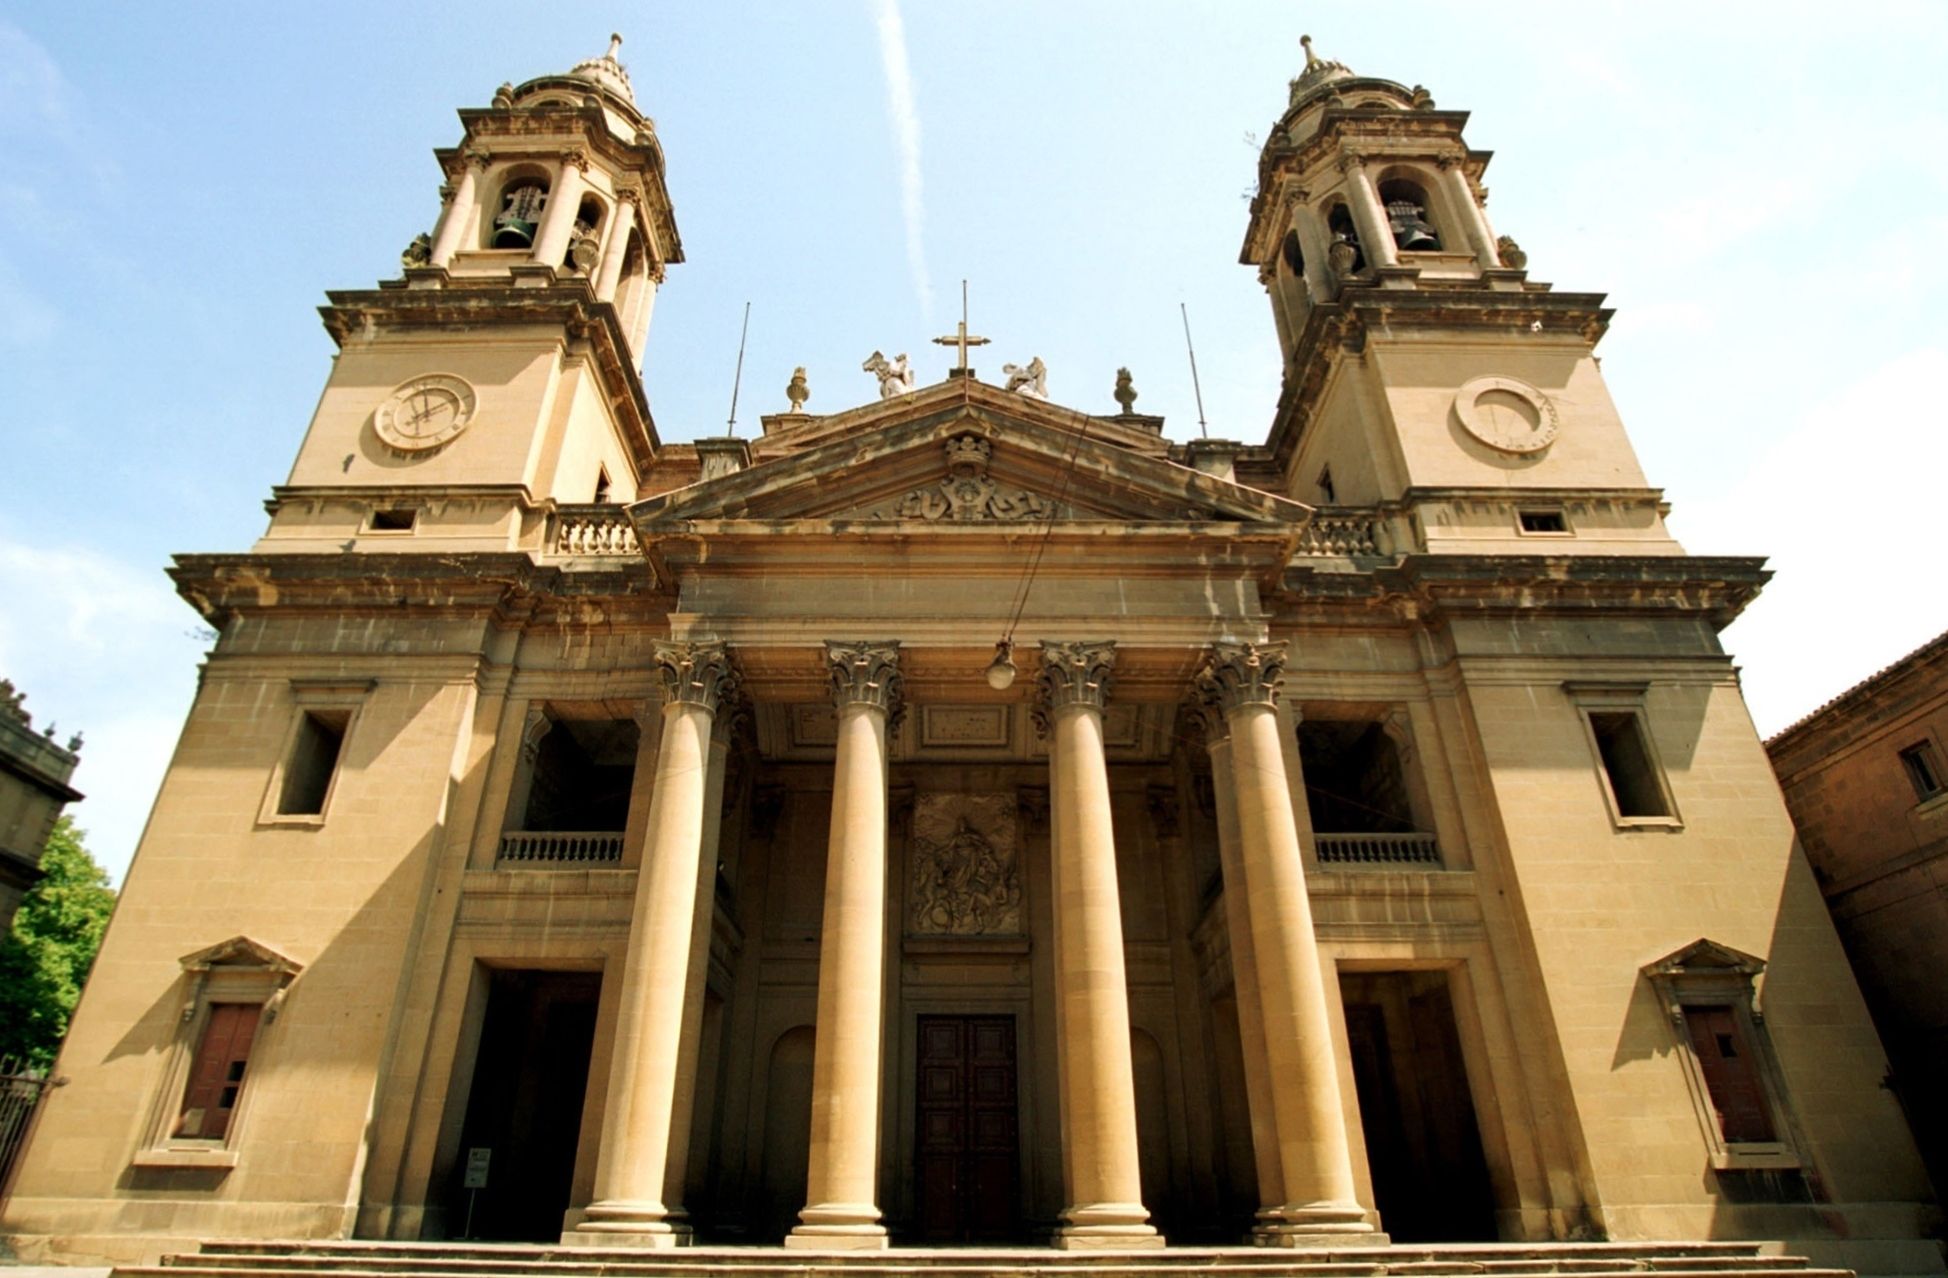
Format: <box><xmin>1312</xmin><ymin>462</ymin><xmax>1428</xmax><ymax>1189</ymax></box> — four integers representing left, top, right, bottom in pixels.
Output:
<box><xmin>1588</xmin><ymin>710</ymin><xmax>1670</xmax><ymax>819</ymax></box>
<box><xmin>593</xmin><ymin>467</ymin><xmax>612</xmax><ymax>504</ymax></box>
<box><xmin>176</xmin><ymin>1003</ymin><xmax>262</xmax><ymax>1140</ymax></box>
<box><xmin>1316</xmin><ymin>465</ymin><xmax>1336</xmax><ymax>504</ymax></box>
<box><xmin>1900</xmin><ymin>741</ymin><xmax>1944</xmax><ymax>801</ymax></box>
<box><xmin>368</xmin><ymin>508</ymin><xmax>416</xmax><ymax>532</ymax></box>
<box><xmin>1518</xmin><ymin>508</ymin><xmax>1568</xmax><ymax>534</ymax></box>
<box><xmin>277</xmin><ymin>710</ymin><xmax>348</xmax><ymax>816</ymax></box>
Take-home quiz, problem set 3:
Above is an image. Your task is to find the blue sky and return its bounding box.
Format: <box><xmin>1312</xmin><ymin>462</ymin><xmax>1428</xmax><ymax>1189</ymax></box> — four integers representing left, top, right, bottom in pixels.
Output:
<box><xmin>3</xmin><ymin>3</ymin><xmax>1945</xmax><ymax>881</ymax></box>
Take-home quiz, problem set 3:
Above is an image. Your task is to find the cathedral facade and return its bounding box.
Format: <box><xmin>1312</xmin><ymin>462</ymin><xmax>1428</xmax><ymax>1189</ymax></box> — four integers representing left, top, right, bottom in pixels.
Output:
<box><xmin>2</xmin><ymin>37</ymin><xmax>1938</xmax><ymax>1272</ymax></box>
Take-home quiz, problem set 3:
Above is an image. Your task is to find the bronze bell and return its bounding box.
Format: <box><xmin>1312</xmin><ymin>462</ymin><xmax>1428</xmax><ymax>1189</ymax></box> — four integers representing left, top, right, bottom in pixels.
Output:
<box><xmin>492</xmin><ymin>217</ymin><xmax>536</xmax><ymax>250</ymax></box>
<box><xmin>1387</xmin><ymin>199</ymin><xmax>1441</xmax><ymax>251</ymax></box>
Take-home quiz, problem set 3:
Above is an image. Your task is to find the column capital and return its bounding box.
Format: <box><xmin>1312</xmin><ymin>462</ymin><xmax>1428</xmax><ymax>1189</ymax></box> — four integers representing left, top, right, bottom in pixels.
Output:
<box><xmin>825</xmin><ymin>641</ymin><xmax>904</xmax><ymax>729</ymax></box>
<box><xmin>560</xmin><ymin>146</ymin><xmax>593</xmax><ymax>173</ymax></box>
<box><xmin>653</xmin><ymin>641</ymin><xmax>738</xmax><ymax>712</ymax></box>
<box><xmin>1036</xmin><ymin>641</ymin><xmax>1116</xmax><ymax>718</ymax></box>
<box><xmin>1337</xmin><ymin>148</ymin><xmax>1368</xmax><ymax>174</ymax></box>
<box><xmin>1196</xmin><ymin>641</ymin><xmax>1290</xmax><ymax>713</ymax></box>
<box><xmin>614</xmin><ymin>185</ymin><xmax>644</xmax><ymax>207</ymax></box>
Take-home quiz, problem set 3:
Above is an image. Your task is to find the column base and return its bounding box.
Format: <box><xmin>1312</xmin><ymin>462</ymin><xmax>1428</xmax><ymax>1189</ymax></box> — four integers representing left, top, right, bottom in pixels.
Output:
<box><xmin>559</xmin><ymin>1226</ymin><xmax>690</xmax><ymax>1249</ymax></box>
<box><xmin>1053</xmin><ymin>1226</ymin><xmax>1165</xmax><ymax>1251</ymax></box>
<box><xmin>783</xmin><ymin>1227</ymin><xmax>889</xmax><ymax>1251</ymax></box>
<box><xmin>560</xmin><ymin>1199</ymin><xmax>690</xmax><ymax>1248</ymax></box>
<box><xmin>1053</xmin><ymin>1204</ymin><xmax>1163</xmax><ymax>1250</ymax></box>
<box><xmin>1253</xmin><ymin>1199</ymin><xmax>1385</xmax><ymax>1246</ymax></box>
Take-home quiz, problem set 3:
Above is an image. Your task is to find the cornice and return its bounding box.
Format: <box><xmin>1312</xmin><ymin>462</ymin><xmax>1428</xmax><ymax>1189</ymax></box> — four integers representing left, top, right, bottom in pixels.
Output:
<box><xmin>1276</xmin><ymin>553</ymin><xmax>1771</xmax><ymax>632</ymax></box>
<box><xmin>168</xmin><ymin>552</ymin><xmax>660</xmax><ymax>632</ymax></box>
<box><xmin>318</xmin><ymin>286</ymin><xmax>660</xmax><ymax>468</ymax></box>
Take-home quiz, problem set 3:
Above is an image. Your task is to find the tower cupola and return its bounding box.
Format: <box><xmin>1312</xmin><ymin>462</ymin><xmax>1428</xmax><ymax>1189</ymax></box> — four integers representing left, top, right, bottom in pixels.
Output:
<box><xmin>397</xmin><ymin>34</ymin><xmax>681</xmax><ymax>362</ymax></box>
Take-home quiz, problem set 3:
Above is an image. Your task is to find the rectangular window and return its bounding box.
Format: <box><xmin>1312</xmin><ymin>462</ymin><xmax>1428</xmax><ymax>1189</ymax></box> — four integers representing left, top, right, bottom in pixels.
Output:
<box><xmin>1681</xmin><ymin>1005</ymin><xmax>1776</xmax><ymax>1144</ymax></box>
<box><xmin>367</xmin><ymin>507</ymin><xmax>417</xmax><ymax>532</ymax></box>
<box><xmin>1588</xmin><ymin>710</ymin><xmax>1672</xmax><ymax>819</ymax></box>
<box><xmin>1900</xmin><ymin>741</ymin><xmax>1944</xmax><ymax>801</ymax></box>
<box><xmin>277</xmin><ymin>710</ymin><xmax>348</xmax><ymax>816</ymax></box>
<box><xmin>176</xmin><ymin>1003</ymin><xmax>262</xmax><ymax>1140</ymax></box>
<box><xmin>1518</xmin><ymin>508</ymin><xmax>1569</xmax><ymax>534</ymax></box>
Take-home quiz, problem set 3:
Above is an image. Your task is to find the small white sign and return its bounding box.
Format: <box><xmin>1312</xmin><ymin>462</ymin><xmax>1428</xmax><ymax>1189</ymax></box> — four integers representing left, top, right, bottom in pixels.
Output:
<box><xmin>463</xmin><ymin>1147</ymin><xmax>491</xmax><ymax>1189</ymax></box>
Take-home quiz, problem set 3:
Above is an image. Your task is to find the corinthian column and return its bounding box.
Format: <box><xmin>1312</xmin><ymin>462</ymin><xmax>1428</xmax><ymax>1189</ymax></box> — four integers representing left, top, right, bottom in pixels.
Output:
<box><xmin>569</xmin><ymin>642</ymin><xmax>737</xmax><ymax>1247</ymax></box>
<box><xmin>1038</xmin><ymin>642</ymin><xmax>1162</xmax><ymax>1250</ymax></box>
<box><xmin>1188</xmin><ymin>700</ymin><xmax>1286</xmax><ymax>1235</ymax></box>
<box><xmin>1195</xmin><ymin>642</ymin><xmax>1377</xmax><ymax>1243</ymax></box>
<box><xmin>787</xmin><ymin>642</ymin><xmax>901</xmax><ymax>1250</ymax></box>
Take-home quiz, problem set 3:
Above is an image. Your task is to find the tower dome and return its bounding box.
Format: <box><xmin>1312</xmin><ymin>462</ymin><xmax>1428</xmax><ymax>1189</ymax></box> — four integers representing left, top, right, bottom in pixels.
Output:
<box><xmin>1288</xmin><ymin>34</ymin><xmax>1353</xmax><ymax>108</ymax></box>
<box><xmin>566</xmin><ymin>33</ymin><xmax>634</xmax><ymax>105</ymax></box>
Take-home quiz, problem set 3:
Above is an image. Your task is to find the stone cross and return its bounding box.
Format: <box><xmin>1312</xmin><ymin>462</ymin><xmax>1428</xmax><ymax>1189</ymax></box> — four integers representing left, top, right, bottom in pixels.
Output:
<box><xmin>931</xmin><ymin>281</ymin><xmax>990</xmax><ymax>375</ymax></box>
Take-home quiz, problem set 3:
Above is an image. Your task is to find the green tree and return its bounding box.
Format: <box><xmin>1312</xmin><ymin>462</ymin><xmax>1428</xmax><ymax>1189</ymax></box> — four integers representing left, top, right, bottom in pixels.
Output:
<box><xmin>0</xmin><ymin>817</ymin><xmax>116</xmax><ymax>1068</ymax></box>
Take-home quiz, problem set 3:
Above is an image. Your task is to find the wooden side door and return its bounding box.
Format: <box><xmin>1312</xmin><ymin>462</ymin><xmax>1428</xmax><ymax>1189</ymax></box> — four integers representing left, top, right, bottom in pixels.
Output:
<box><xmin>915</xmin><ymin>1015</ymin><xmax>1020</xmax><ymax>1242</ymax></box>
<box><xmin>1685</xmin><ymin>1005</ymin><xmax>1776</xmax><ymax>1142</ymax></box>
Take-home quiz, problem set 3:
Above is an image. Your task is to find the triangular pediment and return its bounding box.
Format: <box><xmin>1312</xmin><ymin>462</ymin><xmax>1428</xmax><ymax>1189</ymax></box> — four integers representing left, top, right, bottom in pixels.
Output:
<box><xmin>179</xmin><ymin>935</ymin><xmax>304</xmax><ymax>976</ymax></box>
<box><xmin>1642</xmin><ymin>937</ymin><xmax>1766</xmax><ymax>980</ymax></box>
<box><xmin>634</xmin><ymin>381</ymin><xmax>1306</xmax><ymax>529</ymax></box>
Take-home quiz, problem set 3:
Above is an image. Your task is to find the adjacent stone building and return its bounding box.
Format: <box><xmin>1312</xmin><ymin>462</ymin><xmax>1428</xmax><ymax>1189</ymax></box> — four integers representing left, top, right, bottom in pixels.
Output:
<box><xmin>2</xmin><ymin>36</ymin><xmax>1939</xmax><ymax>1273</ymax></box>
<box><xmin>1766</xmin><ymin>630</ymin><xmax>1948</xmax><ymax>1198</ymax></box>
<box><xmin>0</xmin><ymin>681</ymin><xmax>84</xmax><ymax>933</ymax></box>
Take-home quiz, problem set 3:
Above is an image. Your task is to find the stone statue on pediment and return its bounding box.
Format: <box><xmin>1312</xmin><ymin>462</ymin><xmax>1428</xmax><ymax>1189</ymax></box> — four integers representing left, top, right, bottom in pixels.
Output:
<box><xmin>1003</xmin><ymin>356</ymin><xmax>1048</xmax><ymax>398</ymax></box>
<box><xmin>862</xmin><ymin>350</ymin><xmax>915</xmax><ymax>398</ymax></box>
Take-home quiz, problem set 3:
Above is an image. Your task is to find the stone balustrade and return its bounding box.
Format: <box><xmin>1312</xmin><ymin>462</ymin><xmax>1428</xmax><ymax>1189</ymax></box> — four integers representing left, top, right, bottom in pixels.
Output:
<box><xmin>1314</xmin><ymin>831</ymin><xmax>1442</xmax><ymax>866</ymax></box>
<box><xmin>1294</xmin><ymin>510</ymin><xmax>1385</xmax><ymax>557</ymax></box>
<box><xmin>549</xmin><ymin>506</ymin><xmax>639</xmax><ymax>556</ymax></box>
<box><xmin>497</xmin><ymin>831</ymin><xmax>625</xmax><ymax>864</ymax></box>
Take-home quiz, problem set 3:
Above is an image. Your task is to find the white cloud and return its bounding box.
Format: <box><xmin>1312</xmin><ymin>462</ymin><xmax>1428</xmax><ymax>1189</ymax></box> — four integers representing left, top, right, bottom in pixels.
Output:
<box><xmin>1669</xmin><ymin>346</ymin><xmax>1948</xmax><ymax>737</ymax></box>
<box><xmin>870</xmin><ymin>0</ymin><xmax>932</xmax><ymax>320</ymax></box>
<box><xmin>0</xmin><ymin>537</ymin><xmax>206</xmax><ymax>885</ymax></box>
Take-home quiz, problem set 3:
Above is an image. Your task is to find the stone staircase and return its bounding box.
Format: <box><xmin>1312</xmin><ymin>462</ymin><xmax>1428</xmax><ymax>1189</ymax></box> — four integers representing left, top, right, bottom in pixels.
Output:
<box><xmin>113</xmin><ymin>1239</ymin><xmax>1854</xmax><ymax>1278</ymax></box>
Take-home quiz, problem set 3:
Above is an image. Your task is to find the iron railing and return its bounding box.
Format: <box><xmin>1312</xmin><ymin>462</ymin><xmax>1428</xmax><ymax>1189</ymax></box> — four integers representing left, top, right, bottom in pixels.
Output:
<box><xmin>0</xmin><ymin>1055</ymin><xmax>53</xmax><ymax>1191</ymax></box>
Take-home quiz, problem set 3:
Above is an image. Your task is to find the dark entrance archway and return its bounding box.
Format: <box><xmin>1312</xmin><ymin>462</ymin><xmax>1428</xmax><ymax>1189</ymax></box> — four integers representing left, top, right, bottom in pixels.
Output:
<box><xmin>448</xmin><ymin>969</ymin><xmax>600</xmax><ymax>1241</ymax></box>
<box><xmin>1341</xmin><ymin>970</ymin><xmax>1498</xmax><ymax>1241</ymax></box>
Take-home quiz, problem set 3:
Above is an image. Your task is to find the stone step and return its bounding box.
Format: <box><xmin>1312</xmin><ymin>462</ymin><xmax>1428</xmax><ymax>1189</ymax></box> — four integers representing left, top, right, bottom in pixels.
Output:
<box><xmin>122</xmin><ymin>1241</ymin><xmax>1849</xmax><ymax>1278</ymax></box>
<box><xmin>182</xmin><ymin>1241</ymin><xmax>1788</xmax><ymax>1266</ymax></box>
<box><xmin>125</xmin><ymin>1266</ymin><xmax>1853</xmax><ymax>1278</ymax></box>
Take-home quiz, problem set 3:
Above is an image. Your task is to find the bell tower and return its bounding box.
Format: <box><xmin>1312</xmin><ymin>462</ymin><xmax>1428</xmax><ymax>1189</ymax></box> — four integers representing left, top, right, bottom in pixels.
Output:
<box><xmin>257</xmin><ymin>36</ymin><xmax>682</xmax><ymax>555</ymax></box>
<box><xmin>1240</xmin><ymin>37</ymin><xmax>1679</xmax><ymax>556</ymax></box>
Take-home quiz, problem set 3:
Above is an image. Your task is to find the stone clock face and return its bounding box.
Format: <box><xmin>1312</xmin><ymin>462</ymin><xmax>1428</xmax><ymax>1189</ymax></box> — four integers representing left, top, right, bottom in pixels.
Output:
<box><xmin>1454</xmin><ymin>375</ymin><xmax>1559</xmax><ymax>455</ymax></box>
<box><xmin>374</xmin><ymin>374</ymin><xmax>477</xmax><ymax>452</ymax></box>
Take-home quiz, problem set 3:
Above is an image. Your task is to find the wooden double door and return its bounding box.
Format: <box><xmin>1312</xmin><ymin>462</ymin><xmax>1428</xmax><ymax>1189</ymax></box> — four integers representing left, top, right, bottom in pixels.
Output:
<box><xmin>915</xmin><ymin>1015</ymin><xmax>1022</xmax><ymax>1242</ymax></box>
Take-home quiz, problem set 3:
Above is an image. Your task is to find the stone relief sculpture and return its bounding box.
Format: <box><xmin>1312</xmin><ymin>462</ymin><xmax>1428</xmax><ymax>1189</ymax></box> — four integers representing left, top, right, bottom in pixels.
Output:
<box><xmin>909</xmin><ymin>793</ymin><xmax>1022</xmax><ymax>935</ymax></box>
<box><xmin>867</xmin><ymin>434</ymin><xmax>1059</xmax><ymax>521</ymax></box>
<box><xmin>1003</xmin><ymin>356</ymin><xmax>1048</xmax><ymax>398</ymax></box>
<box><xmin>862</xmin><ymin>350</ymin><xmax>916</xmax><ymax>398</ymax></box>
